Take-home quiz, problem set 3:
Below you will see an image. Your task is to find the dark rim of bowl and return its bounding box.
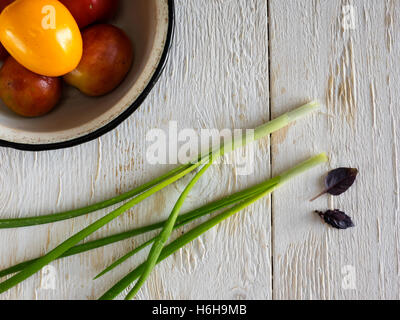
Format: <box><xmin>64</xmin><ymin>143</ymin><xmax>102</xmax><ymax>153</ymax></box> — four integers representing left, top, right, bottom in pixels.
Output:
<box><xmin>0</xmin><ymin>0</ymin><xmax>175</xmax><ymax>152</ymax></box>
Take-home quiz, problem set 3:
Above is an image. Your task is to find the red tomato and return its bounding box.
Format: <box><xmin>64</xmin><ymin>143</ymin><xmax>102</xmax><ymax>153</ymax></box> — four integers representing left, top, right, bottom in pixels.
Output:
<box><xmin>59</xmin><ymin>0</ymin><xmax>119</xmax><ymax>29</ymax></box>
<box><xmin>0</xmin><ymin>44</ymin><xmax>8</xmax><ymax>61</ymax></box>
<box><xmin>0</xmin><ymin>0</ymin><xmax>14</xmax><ymax>61</ymax></box>
<box><xmin>0</xmin><ymin>0</ymin><xmax>13</xmax><ymax>11</ymax></box>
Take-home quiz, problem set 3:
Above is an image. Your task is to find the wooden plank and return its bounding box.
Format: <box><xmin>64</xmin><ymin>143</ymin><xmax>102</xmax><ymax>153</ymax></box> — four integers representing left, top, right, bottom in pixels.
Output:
<box><xmin>269</xmin><ymin>0</ymin><xmax>400</xmax><ymax>299</ymax></box>
<box><xmin>0</xmin><ymin>0</ymin><xmax>272</xmax><ymax>299</ymax></box>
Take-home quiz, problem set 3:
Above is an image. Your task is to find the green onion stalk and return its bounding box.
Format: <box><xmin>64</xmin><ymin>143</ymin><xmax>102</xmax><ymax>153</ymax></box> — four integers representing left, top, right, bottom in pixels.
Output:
<box><xmin>0</xmin><ymin>101</ymin><xmax>320</xmax><ymax>229</ymax></box>
<box><xmin>99</xmin><ymin>153</ymin><xmax>328</xmax><ymax>300</ymax></box>
<box><xmin>127</xmin><ymin>160</ymin><xmax>214</xmax><ymax>298</ymax></box>
<box><xmin>0</xmin><ymin>102</ymin><xmax>320</xmax><ymax>295</ymax></box>
<box><xmin>0</xmin><ymin>155</ymin><xmax>303</xmax><ymax>280</ymax></box>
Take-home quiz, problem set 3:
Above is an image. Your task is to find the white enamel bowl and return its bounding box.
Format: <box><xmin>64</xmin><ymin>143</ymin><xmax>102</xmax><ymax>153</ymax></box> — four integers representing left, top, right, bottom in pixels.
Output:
<box><xmin>0</xmin><ymin>0</ymin><xmax>174</xmax><ymax>151</ymax></box>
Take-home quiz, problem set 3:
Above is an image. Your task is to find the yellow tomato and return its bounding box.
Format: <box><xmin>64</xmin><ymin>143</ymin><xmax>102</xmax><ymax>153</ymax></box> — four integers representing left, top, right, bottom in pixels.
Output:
<box><xmin>0</xmin><ymin>0</ymin><xmax>82</xmax><ymax>76</ymax></box>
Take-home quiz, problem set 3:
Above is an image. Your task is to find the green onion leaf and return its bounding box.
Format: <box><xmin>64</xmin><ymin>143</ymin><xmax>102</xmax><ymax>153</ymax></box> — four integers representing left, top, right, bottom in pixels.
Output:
<box><xmin>0</xmin><ymin>102</ymin><xmax>321</xmax><ymax>295</ymax></box>
<box><xmin>99</xmin><ymin>153</ymin><xmax>328</xmax><ymax>300</ymax></box>
<box><xmin>126</xmin><ymin>161</ymin><xmax>213</xmax><ymax>299</ymax></box>
<box><xmin>0</xmin><ymin>162</ymin><xmax>202</xmax><ymax>294</ymax></box>
<box><xmin>0</xmin><ymin>173</ymin><xmax>284</xmax><ymax>279</ymax></box>
<box><xmin>0</xmin><ymin>101</ymin><xmax>320</xmax><ymax>229</ymax></box>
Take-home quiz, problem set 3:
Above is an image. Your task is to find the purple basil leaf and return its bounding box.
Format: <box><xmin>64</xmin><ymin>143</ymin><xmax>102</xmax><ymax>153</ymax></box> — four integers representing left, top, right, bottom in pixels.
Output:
<box><xmin>311</xmin><ymin>168</ymin><xmax>358</xmax><ymax>201</ymax></box>
<box><xmin>325</xmin><ymin>168</ymin><xmax>358</xmax><ymax>195</ymax></box>
<box><xmin>315</xmin><ymin>210</ymin><xmax>355</xmax><ymax>230</ymax></box>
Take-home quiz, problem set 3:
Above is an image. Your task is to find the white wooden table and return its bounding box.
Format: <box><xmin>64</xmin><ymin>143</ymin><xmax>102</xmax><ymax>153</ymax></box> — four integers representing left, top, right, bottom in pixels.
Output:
<box><xmin>0</xmin><ymin>0</ymin><xmax>399</xmax><ymax>300</ymax></box>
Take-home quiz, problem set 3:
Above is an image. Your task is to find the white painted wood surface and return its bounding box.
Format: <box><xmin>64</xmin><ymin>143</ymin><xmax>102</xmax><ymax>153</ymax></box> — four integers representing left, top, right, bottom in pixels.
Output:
<box><xmin>0</xmin><ymin>0</ymin><xmax>398</xmax><ymax>300</ymax></box>
<box><xmin>270</xmin><ymin>0</ymin><xmax>400</xmax><ymax>299</ymax></box>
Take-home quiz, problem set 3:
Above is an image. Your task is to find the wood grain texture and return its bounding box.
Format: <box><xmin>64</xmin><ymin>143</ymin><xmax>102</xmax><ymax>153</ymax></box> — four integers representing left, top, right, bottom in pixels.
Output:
<box><xmin>270</xmin><ymin>0</ymin><xmax>400</xmax><ymax>299</ymax></box>
<box><xmin>1</xmin><ymin>0</ymin><xmax>398</xmax><ymax>300</ymax></box>
<box><xmin>0</xmin><ymin>0</ymin><xmax>272</xmax><ymax>299</ymax></box>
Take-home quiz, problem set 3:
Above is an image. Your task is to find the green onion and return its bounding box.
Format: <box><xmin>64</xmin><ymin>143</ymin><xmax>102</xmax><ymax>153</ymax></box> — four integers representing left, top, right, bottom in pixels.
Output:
<box><xmin>93</xmin><ymin>169</ymin><xmax>280</xmax><ymax>279</ymax></box>
<box><xmin>126</xmin><ymin>161</ymin><xmax>213</xmax><ymax>299</ymax></box>
<box><xmin>0</xmin><ymin>165</ymin><xmax>190</xmax><ymax>229</ymax></box>
<box><xmin>0</xmin><ymin>101</ymin><xmax>320</xmax><ymax>229</ymax></box>
<box><xmin>0</xmin><ymin>172</ymin><xmax>285</xmax><ymax>279</ymax></box>
<box><xmin>0</xmin><ymin>102</ymin><xmax>320</xmax><ymax>295</ymax></box>
<box><xmin>0</xmin><ymin>163</ymin><xmax>202</xmax><ymax>294</ymax></box>
<box><xmin>100</xmin><ymin>188</ymin><xmax>277</xmax><ymax>300</ymax></box>
<box><xmin>99</xmin><ymin>153</ymin><xmax>328</xmax><ymax>300</ymax></box>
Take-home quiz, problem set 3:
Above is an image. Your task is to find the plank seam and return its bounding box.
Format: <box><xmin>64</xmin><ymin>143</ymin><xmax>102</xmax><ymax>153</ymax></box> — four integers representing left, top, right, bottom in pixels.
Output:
<box><xmin>266</xmin><ymin>0</ymin><xmax>275</xmax><ymax>300</ymax></box>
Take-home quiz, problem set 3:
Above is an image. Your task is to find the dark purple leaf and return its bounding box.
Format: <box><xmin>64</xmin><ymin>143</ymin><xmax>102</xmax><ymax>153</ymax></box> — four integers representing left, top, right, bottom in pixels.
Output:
<box><xmin>310</xmin><ymin>168</ymin><xmax>358</xmax><ymax>201</ymax></box>
<box><xmin>315</xmin><ymin>210</ymin><xmax>355</xmax><ymax>230</ymax></box>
